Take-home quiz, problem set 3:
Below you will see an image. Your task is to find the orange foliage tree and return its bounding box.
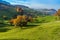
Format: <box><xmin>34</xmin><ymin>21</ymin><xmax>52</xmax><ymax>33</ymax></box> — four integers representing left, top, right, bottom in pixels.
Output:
<box><xmin>9</xmin><ymin>15</ymin><xmax>34</xmax><ymax>26</ymax></box>
<box><xmin>54</xmin><ymin>9</ymin><xmax>60</xmax><ymax>16</ymax></box>
<box><xmin>9</xmin><ymin>15</ymin><xmax>27</xmax><ymax>26</ymax></box>
<box><xmin>54</xmin><ymin>9</ymin><xmax>60</xmax><ymax>20</ymax></box>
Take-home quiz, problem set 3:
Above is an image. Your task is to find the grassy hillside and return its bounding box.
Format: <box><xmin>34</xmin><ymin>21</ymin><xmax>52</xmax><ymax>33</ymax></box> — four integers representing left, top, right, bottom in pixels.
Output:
<box><xmin>0</xmin><ymin>1</ymin><xmax>59</xmax><ymax>40</ymax></box>
<box><xmin>0</xmin><ymin>16</ymin><xmax>60</xmax><ymax>40</ymax></box>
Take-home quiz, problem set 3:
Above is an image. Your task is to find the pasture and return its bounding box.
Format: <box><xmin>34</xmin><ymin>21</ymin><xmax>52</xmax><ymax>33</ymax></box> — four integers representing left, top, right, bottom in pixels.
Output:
<box><xmin>0</xmin><ymin>16</ymin><xmax>60</xmax><ymax>40</ymax></box>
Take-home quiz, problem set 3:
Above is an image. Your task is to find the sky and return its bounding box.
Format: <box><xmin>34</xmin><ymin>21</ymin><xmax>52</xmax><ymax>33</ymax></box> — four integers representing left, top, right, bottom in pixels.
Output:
<box><xmin>3</xmin><ymin>0</ymin><xmax>60</xmax><ymax>10</ymax></box>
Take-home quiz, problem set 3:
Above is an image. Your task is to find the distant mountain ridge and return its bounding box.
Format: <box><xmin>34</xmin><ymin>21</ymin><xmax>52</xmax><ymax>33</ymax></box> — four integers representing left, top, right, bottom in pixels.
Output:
<box><xmin>0</xmin><ymin>0</ymin><xmax>10</xmax><ymax>5</ymax></box>
<box><xmin>0</xmin><ymin>0</ymin><xmax>57</xmax><ymax>18</ymax></box>
<box><xmin>35</xmin><ymin>9</ymin><xmax>57</xmax><ymax>15</ymax></box>
<box><xmin>13</xmin><ymin>5</ymin><xmax>29</xmax><ymax>9</ymax></box>
<box><xmin>0</xmin><ymin>0</ymin><xmax>29</xmax><ymax>9</ymax></box>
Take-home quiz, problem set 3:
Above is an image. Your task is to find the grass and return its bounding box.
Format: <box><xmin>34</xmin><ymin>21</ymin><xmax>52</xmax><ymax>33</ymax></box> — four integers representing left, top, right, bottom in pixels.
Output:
<box><xmin>0</xmin><ymin>16</ymin><xmax>59</xmax><ymax>40</ymax></box>
<box><xmin>0</xmin><ymin>21</ymin><xmax>59</xmax><ymax>40</ymax></box>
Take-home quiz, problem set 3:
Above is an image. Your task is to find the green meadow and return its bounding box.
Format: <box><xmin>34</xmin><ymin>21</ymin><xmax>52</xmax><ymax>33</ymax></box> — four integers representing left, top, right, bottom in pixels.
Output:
<box><xmin>0</xmin><ymin>16</ymin><xmax>60</xmax><ymax>40</ymax></box>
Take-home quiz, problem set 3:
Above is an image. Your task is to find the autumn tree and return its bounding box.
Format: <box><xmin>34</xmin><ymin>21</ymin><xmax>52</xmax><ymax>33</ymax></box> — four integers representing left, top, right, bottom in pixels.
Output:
<box><xmin>9</xmin><ymin>15</ymin><xmax>27</xmax><ymax>26</ymax></box>
<box><xmin>54</xmin><ymin>9</ymin><xmax>60</xmax><ymax>20</ymax></box>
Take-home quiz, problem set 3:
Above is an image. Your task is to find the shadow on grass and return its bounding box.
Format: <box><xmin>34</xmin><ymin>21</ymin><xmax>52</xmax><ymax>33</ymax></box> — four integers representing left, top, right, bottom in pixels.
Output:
<box><xmin>22</xmin><ymin>24</ymin><xmax>39</xmax><ymax>29</ymax></box>
<box><xmin>0</xmin><ymin>22</ymin><xmax>12</xmax><ymax>27</ymax></box>
<box><xmin>0</xmin><ymin>23</ymin><xmax>7</xmax><ymax>27</ymax></box>
<box><xmin>34</xmin><ymin>22</ymin><xmax>42</xmax><ymax>23</ymax></box>
<box><xmin>1</xmin><ymin>39</ymin><xmax>33</xmax><ymax>40</ymax></box>
<box><xmin>0</xmin><ymin>28</ymin><xmax>10</xmax><ymax>32</ymax></box>
<box><xmin>0</xmin><ymin>23</ymin><xmax>11</xmax><ymax>32</ymax></box>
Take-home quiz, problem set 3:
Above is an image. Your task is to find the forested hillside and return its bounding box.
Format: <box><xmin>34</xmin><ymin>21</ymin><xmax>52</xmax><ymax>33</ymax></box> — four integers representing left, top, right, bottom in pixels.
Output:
<box><xmin>0</xmin><ymin>0</ymin><xmax>57</xmax><ymax>19</ymax></box>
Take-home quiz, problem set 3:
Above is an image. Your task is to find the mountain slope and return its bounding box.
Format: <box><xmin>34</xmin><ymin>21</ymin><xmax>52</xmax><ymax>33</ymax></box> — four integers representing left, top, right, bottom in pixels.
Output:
<box><xmin>35</xmin><ymin>9</ymin><xmax>57</xmax><ymax>15</ymax></box>
<box><xmin>0</xmin><ymin>0</ymin><xmax>10</xmax><ymax>5</ymax></box>
<box><xmin>0</xmin><ymin>0</ymin><xmax>57</xmax><ymax>18</ymax></box>
<box><xmin>0</xmin><ymin>21</ymin><xmax>60</xmax><ymax>40</ymax></box>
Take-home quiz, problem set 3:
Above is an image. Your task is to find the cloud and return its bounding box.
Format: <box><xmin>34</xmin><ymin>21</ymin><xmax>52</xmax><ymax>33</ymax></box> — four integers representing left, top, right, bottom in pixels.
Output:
<box><xmin>28</xmin><ymin>2</ymin><xmax>60</xmax><ymax>10</ymax></box>
<box><xmin>3</xmin><ymin>0</ymin><xmax>60</xmax><ymax>10</ymax></box>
